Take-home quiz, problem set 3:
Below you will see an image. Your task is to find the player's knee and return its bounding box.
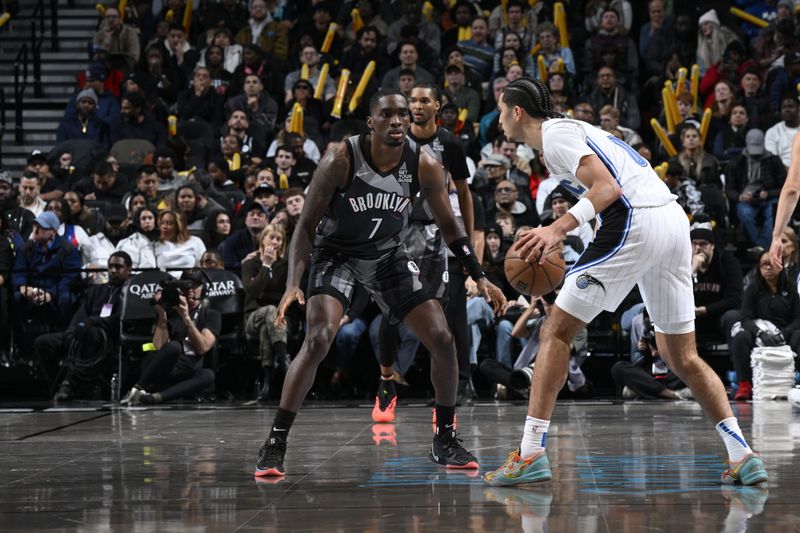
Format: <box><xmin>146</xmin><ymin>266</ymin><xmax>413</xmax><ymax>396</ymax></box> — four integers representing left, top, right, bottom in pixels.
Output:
<box><xmin>426</xmin><ymin>325</ymin><xmax>455</xmax><ymax>359</ymax></box>
<box><xmin>304</xmin><ymin>325</ymin><xmax>338</xmax><ymax>356</ymax></box>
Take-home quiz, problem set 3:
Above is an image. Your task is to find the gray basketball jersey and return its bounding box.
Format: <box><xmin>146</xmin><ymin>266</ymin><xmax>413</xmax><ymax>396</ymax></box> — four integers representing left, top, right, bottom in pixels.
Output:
<box><xmin>314</xmin><ymin>134</ymin><xmax>421</xmax><ymax>259</ymax></box>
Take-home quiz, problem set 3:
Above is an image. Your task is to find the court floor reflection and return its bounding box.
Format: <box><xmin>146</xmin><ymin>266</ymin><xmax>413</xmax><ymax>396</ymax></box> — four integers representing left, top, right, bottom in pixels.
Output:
<box><xmin>0</xmin><ymin>401</ymin><xmax>797</xmax><ymax>531</ymax></box>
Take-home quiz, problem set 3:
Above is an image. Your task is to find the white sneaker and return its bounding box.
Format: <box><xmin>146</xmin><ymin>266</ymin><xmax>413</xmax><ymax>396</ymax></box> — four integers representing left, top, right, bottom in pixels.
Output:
<box><xmin>675</xmin><ymin>387</ymin><xmax>694</xmax><ymax>400</ymax></box>
<box><xmin>622</xmin><ymin>386</ymin><xmax>638</xmax><ymax>399</ymax></box>
<box><xmin>120</xmin><ymin>386</ymin><xmax>145</xmax><ymax>406</ymax></box>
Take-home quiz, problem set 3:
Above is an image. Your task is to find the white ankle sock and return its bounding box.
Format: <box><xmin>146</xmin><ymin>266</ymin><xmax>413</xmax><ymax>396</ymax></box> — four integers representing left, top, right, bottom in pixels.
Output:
<box><xmin>520</xmin><ymin>416</ymin><xmax>550</xmax><ymax>457</ymax></box>
<box><xmin>716</xmin><ymin>417</ymin><xmax>753</xmax><ymax>463</ymax></box>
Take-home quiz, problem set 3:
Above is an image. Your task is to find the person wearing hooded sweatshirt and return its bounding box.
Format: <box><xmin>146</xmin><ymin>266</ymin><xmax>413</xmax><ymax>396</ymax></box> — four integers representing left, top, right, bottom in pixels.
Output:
<box><xmin>725</xmin><ymin>129</ymin><xmax>787</xmax><ymax>252</ymax></box>
<box><xmin>690</xmin><ymin>222</ymin><xmax>743</xmax><ymax>344</ymax></box>
<box><xmin>115</xmin><ymin>207</ymin><xmax>158</xmax><ymax>270</ymax></box>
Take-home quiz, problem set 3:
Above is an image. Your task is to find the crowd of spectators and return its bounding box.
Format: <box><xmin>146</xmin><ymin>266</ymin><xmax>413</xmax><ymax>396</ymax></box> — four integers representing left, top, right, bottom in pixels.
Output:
<box><xmin>2</xmin><ymin>0</ymin><xmax>800</xmax><ymax>403</ymax></box>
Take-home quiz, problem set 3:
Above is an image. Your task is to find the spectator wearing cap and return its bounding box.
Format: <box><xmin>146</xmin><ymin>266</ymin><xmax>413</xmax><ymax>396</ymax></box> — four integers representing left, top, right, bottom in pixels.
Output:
<box><xmin>726</xmin><ymin>129</ymin><xmax>787</xmax><ymax>252</ymax></box>
<box><xmin>484</xmin><ymin>179</ymin><xmax>540</xmax><ymax>231</ymax></box>
<box><xmin>25</xmin><ymin>151</ymin><xmax>67</xmax><ymax>202</ymax></box>
<box><xmin>12</xmin><ymin>211</ymin><xmax>82</xmax><ymax>332</ymax></box>
<box><xmin>251</xmin><ymin>183</ymin><xmax>278</xmax><ymax>217</ymax></box>
<box><xmin>765</xmin><ymin>96</ymin><xmax>800</xmax><ymax>168</ymax></box>
<box><xmin>177</xmin><ymin>66</ymin><xmax>225</xmax><ymax>131</ymax></box>
<box><xmin>690</xmin><ymin>222</ymin><xmax>743</xmax><ymax>344</ymax></box>
<box><xmin>225</xmin><ymin>73</ymin><xmax>279</xmax><ymax>136</ymax></box>
<box><xmin>153</xmin><ymin>210</ymin><xmax>206</xmax><ymax>277</ymax></box>
<box><xmin>444</xmin><ymin>64</ymin><xmax>480</xmax><ymax>123</ymax></box>
<box><xmin>381</xmin><ymin>41</ymin><xmax>435</xmax><ymax>90</ymax></box>
<box><xmin>18</xmin><ymin>172</ymin><xmax>47</xmax><ymax>217</ymax></box>
<box><xmin>92</xmin><ymin>5</ymin><xmax>140</xmax><ymax>70</ymax></box>
<box><xmin>283</xmin><ymin>79</ymin><xmax>325</xmax><ymax>139</ymax></box>
<box><xmin>664</xmin><ymin>161</ymin><xmax>705</xmax><ymax>218</ymax></box>
<box><xmin>65</xmin><ymin>63</ymin><xmax>121</xmax><ymax>128</ymax></box>
<box><xmin>546</xmin><ymin>187</ymin><xmax>593</xmax><ymax>254</ymax></box>
<box><xmin>110</xmin><ymin>91</ymin><xmax>167</xmax><ymax>148</ymax></box>
<box><xmin>767</xmin><ymin>51</ymin><xmax>800</xmax><ymax>113</ymax></box>
<box><xmin>234</xmin><ymin>0</ymin><xmax>288</xmax><ymax>62</ymax></box>
<box><xmin>56</xmin><ymin>89</ymin><xmax>110</xmax><ymax>149</ymax></box>
<box><xmin>120</xmin><ymin>268</ymin><xmax>219</xmax><ymax>406</ymax></box>
<box><xmin>696</xmin><ymin>9</ymin><xmax>740</xmax><ymax>75</ymax></box>
<box><xmin>223</xmin><ymin>201</ymin><xmax>269</xmax><ymax>271</ymax></box>
<box><xmin>75</xmin><ymin>160</ymin><xmax>130</xmax><ymax>205</ymax></box>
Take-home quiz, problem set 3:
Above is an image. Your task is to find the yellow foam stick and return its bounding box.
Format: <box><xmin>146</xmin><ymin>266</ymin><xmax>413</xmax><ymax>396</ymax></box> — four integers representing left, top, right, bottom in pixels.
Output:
<box><xmin>182</xmin><ymin>0</ymin><xmax>192</xmax><ymax>33</ymax></box>
<box><xmin>554</xmin><ymin>57</ymin><xmax>565</xmax><ymax>73</ymax></box>
<box><xmin>351</xmin><ymin>8</ymin><xmax>364</xmax><ymax>32</ymax></box>
<box><xmin>321</xmin><ymin>22</ymin><xmax>337</xmax><ymax>53</ymax></box>
<box><xmin>729</xmin><ymin>7</ymin><xmax>769</xmax><ymax>29</ymax></box>
<box><xmin>651</xmin><ymin>119</ymin><xmax>677</xmax><ymax>157</ymax></box>
<box><xmin>796</xmin><ymin>81</ymin><xmax>800</xmax><ymax>96</ymax></box>
<box><xmin>331</xmin><ymin>69</ymin><xmax>351</xmax><ymax>118</ymax></box>
<box><xmin>422</xmin><ymin>1</ymin><xmax>434</xmax><ymax>21</ymax></box>
<box><xmin>458</xmin><ymin>108</ymin><xmax>469</xmax><ymax>124</ymax></box>
<box><xmin>118</xmin><ymin>0</ymin><xmax>127</xmax><ymax>22</ymax></box>
<box><xmin>348</xmin><ymin>60</ymin><xmax>376</xmax><ymax>113</ymax></box>
<box><xmin>554</xmin><ymin>3</ymin><xmax>569</xmax><ymax>49</ymax></box>
<box><xmin>300</xmin><ymin>63</ymin><xmax>310</xmax><ymax>81</ymax></box>
<box><xmin>676</xmin><ymin>67</ymin><xmax>688</xmax><ymax>95</ymax></box>
<box><xmin>501</xmin><ymin>0</ymin><xmax>508</xmax><ymax>26</ymax></box>
<box><xmin>664</xmin><ymin>81</ymin><xmax>680</xmax><ymax>129</ymax></box>
<box><xmin>167</xmin><ymin>115</ymin><xmax>177</xmax><ymax>137</ymax></box>
<box><xmin>314</xmin><ymin>63</ymin><xmax>329</xmax><ymax>100</ymax></box>
<box><xmin>662</xmin><ymin>87</ymin><xmax>676</xmax><ymax>133</ymax></box>
<box><xmin>230</xmin><ymin>152</ymin><xmax>241</xmax><ymax>171</ymax></box>
<box><xmin>279</xmin><ymin>173</ymin><xmax>289</xmax><ymax>189</ymax></box>
<box><xmin>537</xmin><ymin>55</ymin><xmax>548</xmax><ymax>82</ymax></box>
<box><xmin>165</xmin><ymin>9</ymin><xmax>174</xmax><ymax>23</ymax></box>
<box><xmin>95</xmin><ymin>4</ymin><xmax>105</xmax><ymax>17</ymax></box>
<box><xmin>529</xmin><ymin>0</ymin><xmax>538</xmax><ymax>6</ymax></box>
<box><xmin>529</xmin><ymin>43</ymin><xmax>542</xmax><ymax>56</ymax></box>
<box><xmin>654</xmin><ymin>162</ymin><xmax>668</xmax><ymax>180</ymax></box>
<box><xmin>0</xmin><ymin>13</ymin><xmax>10</xmax><ymax>28</ymax></box>
<box><xmin>699</xmin><ymin>107</ymin><xmax>712</xmax><ymax>146</ymax></box>
<box><xmin>690</xmin><ymin>64</ymin><xmax>700</xmax><ymax>114</ymax></box>
<box><xmin>142</xmin><ymin>343</ymin><xmax>156</xmax><ymax>352</ymax></box>
<box><xmin>290</xmin><ymin>102</ymin><xmax>305</xmax><ymax>135</ymax></box>
<box><xmin>458</xmin><ymin>26</ymin><xmax>473</xmax><ymax>41</ymax></box>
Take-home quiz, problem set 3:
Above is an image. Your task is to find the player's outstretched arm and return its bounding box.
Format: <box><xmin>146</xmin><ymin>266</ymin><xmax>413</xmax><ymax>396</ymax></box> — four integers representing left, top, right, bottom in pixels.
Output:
<box><xmin>275</xmin><ymin>143</ymin><xmax>349</xmax><ymax>327</ymax></box>
<box><xmin>770</xmin><ymin>132</ymin><xmax>800</xmax><ymax>270</ymax></box>
<box><xmin>514</xmin><ymin>154</ymin><xmax>621</xmax><ymax>264</ymax></box>
<box><xmin>420</xmin><ymin>152</ymin><xmax>508</xmax><ymax>315</ymax></box>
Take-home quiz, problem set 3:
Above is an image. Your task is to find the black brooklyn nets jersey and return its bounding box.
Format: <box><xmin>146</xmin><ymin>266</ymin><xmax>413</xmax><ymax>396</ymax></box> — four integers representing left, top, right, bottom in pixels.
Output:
<box><xmin>314</xmin><ymin>134</ymin><xmax>421</xmax><ymax>258</ymax></box>
<box><xmin>408</xmin><ymin>127</ymin><xmax>470</xmax><ymax>224</ymax></box>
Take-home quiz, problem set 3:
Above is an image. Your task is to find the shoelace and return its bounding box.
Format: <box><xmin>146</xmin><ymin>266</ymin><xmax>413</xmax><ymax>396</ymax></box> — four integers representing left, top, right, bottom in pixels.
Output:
<box><xmin>261</xmin><ymin>441</ymin><xmax>286</xmax><ymax>463</ymax></box>
<box><xmin>439</xmin><ymin>432</ymin><xmax>473</xmax><ymax>459</ymax></box>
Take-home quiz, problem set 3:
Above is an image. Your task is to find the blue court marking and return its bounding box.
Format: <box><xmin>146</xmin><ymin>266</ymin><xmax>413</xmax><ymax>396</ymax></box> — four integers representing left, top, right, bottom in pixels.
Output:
<box><xmin>576</xmin><ymin>454</ymin><xmax>727</xmax><ymax>495</ymax></box>
<box><xmin>359</xmin><ymin>456</ymin><xmax>510</xmax><ymax>488</ymax></box>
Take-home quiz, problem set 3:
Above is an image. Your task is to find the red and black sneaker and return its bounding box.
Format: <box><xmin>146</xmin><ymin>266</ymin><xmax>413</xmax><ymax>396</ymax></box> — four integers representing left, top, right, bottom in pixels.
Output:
<box><xmin>372</xmin><ymin>385</ymin><xmax>397</xmax><ymax>423</ymax></box>
<box><xmin>254</xmin><ymin>438</ymin><xmax>287</xmax><ymax>477</ymax></box>
<box><xmin>429</xmin><ymin>430</ymin><xmax>478</xmax><ymax>469</ymax></box>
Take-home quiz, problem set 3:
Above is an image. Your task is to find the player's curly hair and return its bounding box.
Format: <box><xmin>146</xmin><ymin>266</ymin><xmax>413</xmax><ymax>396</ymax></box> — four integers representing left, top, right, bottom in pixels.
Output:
<box><xmin>502</xmin><ymin>77</ymin><xmax>564</xmax><ymax>120</ymax></box>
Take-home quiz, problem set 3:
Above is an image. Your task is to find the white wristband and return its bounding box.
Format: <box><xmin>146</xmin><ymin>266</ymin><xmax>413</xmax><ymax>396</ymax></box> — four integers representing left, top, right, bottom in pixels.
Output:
<box><xmin>567</xmin><ymin>197</ymin><xmax>596</xmax><ymax>226</ymax></box>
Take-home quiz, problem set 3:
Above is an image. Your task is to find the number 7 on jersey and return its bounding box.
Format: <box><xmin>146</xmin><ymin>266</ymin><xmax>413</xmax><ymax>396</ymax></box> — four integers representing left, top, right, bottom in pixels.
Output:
<box><xmin>368</xmin><ymin>218</ymin><xmax>383</xmax><ymax>239</ymax></box>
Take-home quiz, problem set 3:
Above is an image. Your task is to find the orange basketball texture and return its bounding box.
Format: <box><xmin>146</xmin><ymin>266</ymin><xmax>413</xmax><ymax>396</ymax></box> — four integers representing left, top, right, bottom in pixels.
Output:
<box><xmin>504</xmin><ymin>248</ymin><xmax>566</xmax><ymax>296</ymax></box>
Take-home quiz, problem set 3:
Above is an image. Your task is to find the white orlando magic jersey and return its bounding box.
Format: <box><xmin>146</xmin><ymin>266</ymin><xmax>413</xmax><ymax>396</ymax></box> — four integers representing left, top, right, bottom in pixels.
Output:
<box><xmin>541</xmin><ymin>118</ymin><xmax>675</xmax><ymax>209</ymax></box>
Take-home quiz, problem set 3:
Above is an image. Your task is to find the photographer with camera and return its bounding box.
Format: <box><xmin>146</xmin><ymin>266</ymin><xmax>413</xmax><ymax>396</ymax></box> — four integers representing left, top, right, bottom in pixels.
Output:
<box><xmin>121</xmin><ymin>269</ymin><xmax>219</xmax><ymax>405</ymax></box>
<box><xmin>35</xmin><ymin>251</ymin><xmax>132</xmax><ymax>401</ymax></box>
<box><xmin>729</xmin><ymin>251</ymin><xmax>800</xmax><ymax>401</ymax></box>
<box><xmin>611</xmin><ymin>311</ymin><xmax>693</xmax><ymax>400</ymax></box>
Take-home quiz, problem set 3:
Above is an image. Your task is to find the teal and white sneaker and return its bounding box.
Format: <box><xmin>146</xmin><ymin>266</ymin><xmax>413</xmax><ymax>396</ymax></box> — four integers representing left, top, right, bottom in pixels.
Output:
<box><xmin>483</xmin><ymin>449</ymin><xmax>552</xmax><ymax>486</ymax></box>
<box><xmin>721</xmin><ymin>453</ymin><xmax>768</xmax><ymax>486</ymax></box>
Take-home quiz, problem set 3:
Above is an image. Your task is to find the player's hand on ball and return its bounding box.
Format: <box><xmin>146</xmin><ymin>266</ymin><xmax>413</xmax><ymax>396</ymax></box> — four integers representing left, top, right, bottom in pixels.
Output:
<box><xmin>513</xmin><ymin>226</ymin><xmax>565</xmax><ymax>265</ymax></box>
<box><xmin>476</xmin><ymin>278</ymin><xmax>508</xmax><ymax>316</ymax></box>
<box><xmin>275</xmin><ymin>286</ymin><xmax>305</xmax><ymax>327</ymax></box>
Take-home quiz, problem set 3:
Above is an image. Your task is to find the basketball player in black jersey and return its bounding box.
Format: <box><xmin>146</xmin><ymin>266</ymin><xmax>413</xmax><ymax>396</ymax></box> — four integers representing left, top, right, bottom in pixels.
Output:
<box><xmin>372</xmin><ymin>83</ymin><xmax>476</xmax><ymax>423</ymax></box>
<box><xmin>254</xmin><ymin>89</ymin><xmax>508</xmax><ymax>477</ymax></box>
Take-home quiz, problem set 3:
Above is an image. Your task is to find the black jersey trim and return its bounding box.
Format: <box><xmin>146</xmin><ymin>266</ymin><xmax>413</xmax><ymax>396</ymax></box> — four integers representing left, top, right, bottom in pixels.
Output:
<box><xmin>566</xmin><ymin>198</ymin><xmax>632</xmax><ymax>277</ymax></box>
<box><xmin>360</xmin><ymin>134</ymin><xmax>411</xmax><ymax>178</ymax></box>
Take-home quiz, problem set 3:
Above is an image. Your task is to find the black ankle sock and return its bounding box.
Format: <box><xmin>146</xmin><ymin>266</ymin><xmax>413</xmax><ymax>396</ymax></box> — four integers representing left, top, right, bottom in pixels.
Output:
<box><xmin>269</xmin><ymin>408</ymin><xmax>296</xmax><ymax>443</ymax></box>
<box><xmin>379</xmin><ymin>375</ymin><xmax>396</xmax><ymax>397</ymax></box>
<box><xmin>434</xmin><ymin>404</ymin><xmax>455</xmax><ymax>436</ymax></box>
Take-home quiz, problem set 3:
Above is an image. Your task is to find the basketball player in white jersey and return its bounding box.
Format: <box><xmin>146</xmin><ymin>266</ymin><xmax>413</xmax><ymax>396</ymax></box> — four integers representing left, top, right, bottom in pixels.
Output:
<box><xmin>484</xmin><ymin>78</ymin><xmax>768</xmax><ymax>487</ymax></box>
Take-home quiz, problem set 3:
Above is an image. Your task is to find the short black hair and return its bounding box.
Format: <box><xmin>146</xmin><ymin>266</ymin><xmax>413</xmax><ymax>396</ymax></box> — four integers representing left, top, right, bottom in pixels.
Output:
<box><xmin>94</xmin><ymin>160</ymin><xmax>115</xmax><ymax>176</ymax></box>
<box><xmin>501</xmin><ymin>77</ymin><xmax>563</xmax><ymax>120</ymax></box>
<box><xmin>110</xmin><ymin>250</ymin><xmax>133</xmax><ymax>267</ymax></box>
<box><xmin>138</xmin><ymin>164</ymin><xmax>157</xmax><ymax>176</ymax></box>
<box><xmin>411</xmin><ymin>82</ymin><xmax>442</xmax><ymax>103</ymax></box>
<box><xmin>123</xmin><ymin>91</ymin><xmax>146</xmax><ymax>110</ymax></box>
<box><xmin>368</xmin><ymin>88</ymin><xmax>407</xmax><ymax>113</ymax></box>
<box><xmin>276</xmin><ymin>144</ymin><xmax>295</xmax><ymax>156</ymax></box>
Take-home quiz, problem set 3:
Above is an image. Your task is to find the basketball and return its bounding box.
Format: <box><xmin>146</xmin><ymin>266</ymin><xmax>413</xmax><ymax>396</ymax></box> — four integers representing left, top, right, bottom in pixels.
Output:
<box><xmin>504</xmin><ymin>247</ymin><xmax>566</xmax><ymax>296</ymax></box>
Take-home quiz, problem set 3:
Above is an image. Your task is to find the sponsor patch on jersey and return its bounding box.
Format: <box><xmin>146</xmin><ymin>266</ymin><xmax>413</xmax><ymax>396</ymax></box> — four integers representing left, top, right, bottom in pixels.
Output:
<box><xmin>397</xmin><ymin>163</ymin><xmax>413</xmax><ymax>183</ymax></box>
<box><xmin>576</xmin><ymin>273</ymin><xmax>605</xmax><ymax>291</ymax></box>
<box><xmin>407</xmin><ymin>261</ymin><xmax>420</xmax><ymax>274</ymax></box>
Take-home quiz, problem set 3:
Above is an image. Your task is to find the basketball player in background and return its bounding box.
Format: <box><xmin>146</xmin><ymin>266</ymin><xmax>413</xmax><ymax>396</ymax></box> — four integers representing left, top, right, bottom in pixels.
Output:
<box><xmin>372</xmin><ymin>83</ymin><xmax>475</xmax><ymax>423</ymax></box>
<box><xmin>254</xmin><ymin>89</ymin><xmax>508</xmax><ymax>477</ymax></box>
<box><xmin>483</xmin><ymin>78</ymin><xmax>768</xmax><ymax>487</ymax></box>
<box><xmin>770</xmin><ymin>133</ymin><xmax>800</xmax><ymax>270</ymax></box>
